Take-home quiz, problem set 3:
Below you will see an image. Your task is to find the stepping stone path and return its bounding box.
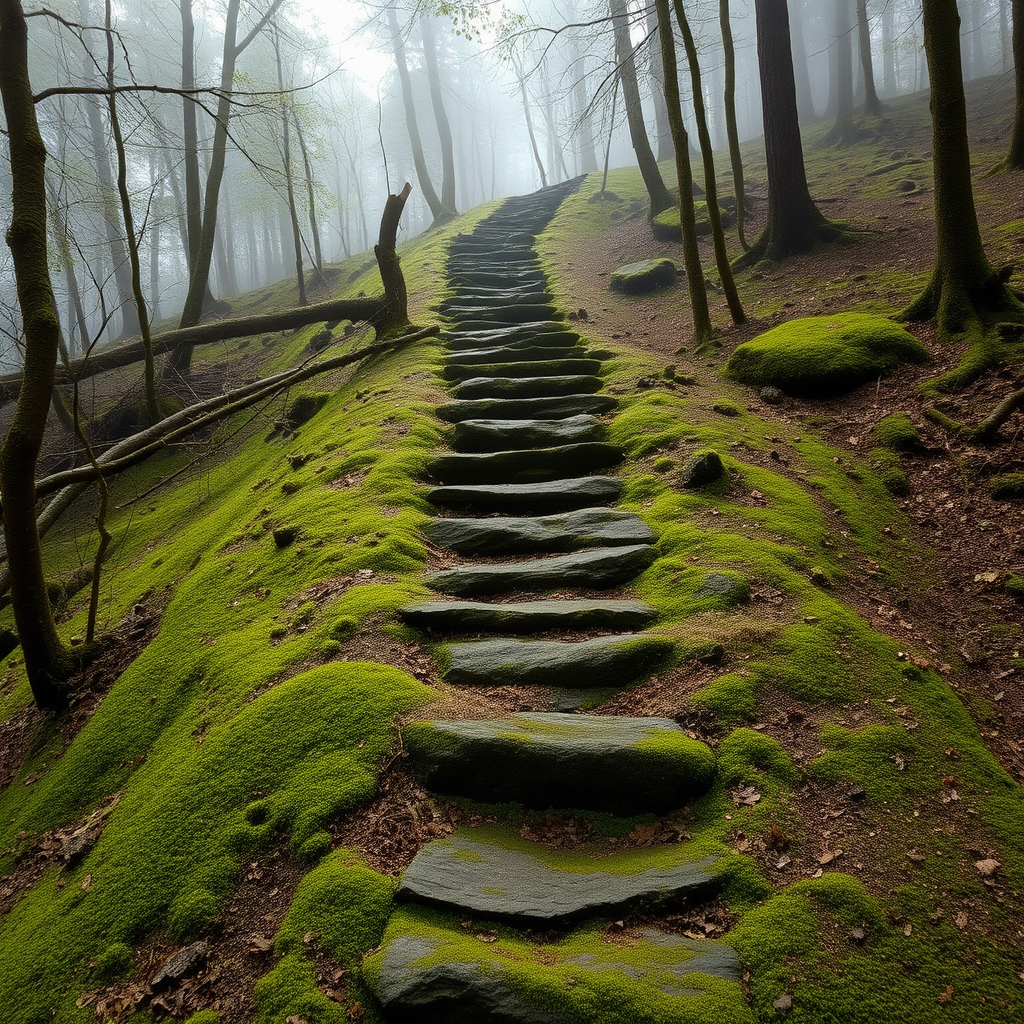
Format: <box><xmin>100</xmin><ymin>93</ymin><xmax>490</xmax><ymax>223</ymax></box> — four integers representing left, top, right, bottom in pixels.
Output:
<box><xmin>367</xmin><ymin>181</ymin><xmax>751</xmax><ymax>1022</ymax></box>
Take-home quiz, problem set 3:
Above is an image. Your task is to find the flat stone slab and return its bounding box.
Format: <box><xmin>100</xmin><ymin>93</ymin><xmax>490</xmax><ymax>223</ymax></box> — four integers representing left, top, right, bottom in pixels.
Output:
<box><xmin>445</xmin><ymin>344</ymin><xmax>585</xmax><ymax>367</ymax></box>
<box><xmin>440</xmin><ymin>292</ymin><xmax>552</xmax><ymax>309</ymax></box>
<box><xmin>366</xmin><ymin>915</ymin><xmax>750</xmax><ymax>1024</ymax></box>
<box><xmin>425</xmin><ymin>507</ymin><xmax>654</xmax><ymax>555</ymax></box>
<box><xmin>426</xmin><ymin>544</ymin><xmax>655</xmax><ymax>596</ymax></box>
<box><xmin>399</xmin><ymin>598</ymin><xmax>657</xmax><ymax>633</ymax></box>
<box><xmin>437</xmin><ymin>394</ymin><xmax>617</xmax><ymax>423</ymax></box>
<box><xmin>452</xmin><ymin>375</ymin><xmax>604</xmax><ymax>401</ymax></box>
<box><xmin>452</xmin><ymin>415</ymin><xmax>605</xmax><ymax>452</ymax></box>
<box><xmin>443</xmin><ymin>358</ymin><xmax>602</xmax><ymax>382</ymax></box>
<box><xmin>446</xmin><ymin>328</ymin><xmax>580</xmax><ymax>350</ymax></box>
<box><xmin>403</xmin><ymin>713</ymin><xmax>714</xmax><ymax>815</ymax></box>
<box><xmin>428</xmin><ymin>442</ymin><xmax>622</xmax><ymax>485</ymax></box>
<box><xmin>427</xmin><ymin>475</ymin><xmax>623</xmax><ymax>512</ymax></box>
<box><xmin>447</xmin><ymin>304</ymin><xmax>559</xmax><ymax>324</ymax></box>
<box><xmin>441</xmin><ymin>631</ymin><xmax>674</xmax><ymax>687</ymax></box>
<box><xmin>397</xmin><ymin>829</ymin><xmax>717</xmax><ymax>923</ymax></box>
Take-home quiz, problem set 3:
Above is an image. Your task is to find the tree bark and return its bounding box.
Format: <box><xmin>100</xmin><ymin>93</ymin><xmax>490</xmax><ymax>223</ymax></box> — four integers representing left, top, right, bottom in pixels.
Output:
<box><xmin>654</xmin><ymin>0</ymin><xmax>712</xmax><ymax>347</ymax></box>
<box><xmin>610</xmin><ymin>0</ymin><xmax>675</xmax><ymax>217</ymax></box>
<box><xmin>902</xmin><ymin>0</ymin><xmax>1021</xmax><ymax>334</ymax></box>
<box><xmin>821</xmin><ymin>0</ymin><xmax>857</xmax><ymax>144</ymax></box>
<box><xmin>646</xmin><ymin>5</ymin><xmax>674</xmax><ymax>162</ymax></box>
<box><xmin>0</xmin><ymin>0</ymin><xmax>78</xmax><ymax>709</ymax></box>
<box><xmin>994</xmin><ymin>0</ymin><xmax>1024</xmax><ymax>170</ymax></box>
<box><xmin>720</xmin><ymin>0</ymin><xmax>749</xmax><ymax>249</ymax></box>
<box><xmin>274</xmin><ymin>26</ymin><xmax>307</xmax><ymax>306</ymax></box>
<box><xmin>735</xmin><ymin>0</ymin><xmax>839</xmax><ymax>269</ymax></box>
<box><xmin>388</xmin><ymin>5</ymin><xmax>445</xmax><ymax>225</ymax></box>
<box><xmin>789</xmin><ymin>0</ymin><xmax>818</xmax><ymax>121</ymax></box>
<box><xmin>856</xmin><ymin>0</ymin><xmax>884</xmax><ymax>115</ymax></box>
<box><xmin>420</xmin><ymin>15</ymin><xmax>458</xmax><ymax>219</ymax></box>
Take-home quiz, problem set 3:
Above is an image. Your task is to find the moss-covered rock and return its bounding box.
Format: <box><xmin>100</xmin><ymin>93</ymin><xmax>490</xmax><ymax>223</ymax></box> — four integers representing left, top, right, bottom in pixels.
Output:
<box><xmin>609</xmin><ymin>259</ymin><xmax>677</xmax><ymax>295</ymax></box>
<box><xmin>989</xmin><ymin>473</ymin><xmax>1024</xmax><ymax>500</ymax></box>
<box><xmin>872</xmin><ymin>412</ymin><xmax>921</xmax><ymax>451</ymax></box>
<box><xmin>651</xmin><ymin>202</ymin><xmax>734</xmax><ymax>242</ymax></box>
<box><xmin>724</xmin><ymin>314</ymin><xmax>928</xmax><ymax>397</ymax></box>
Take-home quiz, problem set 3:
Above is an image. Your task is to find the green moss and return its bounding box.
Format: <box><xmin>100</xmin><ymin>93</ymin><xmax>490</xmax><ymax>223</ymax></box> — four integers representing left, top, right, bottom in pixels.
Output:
<box><xmin>869</xmin><ymin>448</ymin><xmax>911</xmax><ymax>496</ymax></box>
<box><xmin>92</xmin><ymin>942</ymin><xmax>134</xmax><ymax>984</ymax></box>
<box><xmin>724</xmin><ymin>314</ymin><xmax>928</xmax><ymax>397</ymax></box>
<box><xmin>989</xmin><ymin>473</ymin><xmax>1024</xmax><ymax>500</ymax></box>
<box><xmin>184</xmin><ymin>1013</ymin><xmax>221</xmax><ymax>1024</ymax></box>
<box><xmin>1006</xmin><ymin>574</ymin><xmax>1024</xmax><ymax>600</ymax></box>
<box><xmin>872</xmin><ymin>412</ymin><xmax>921</xmax><ymax>451</ymax></box>
<box><xmin>717</xmin><ymin>729</ymin><xmax>802</xmax><ymax>788</ymax></box>
<box><xmin>712</xmin><ymin>400</ymin><xmax>742</xmax><ymax>417</ymax></box>
<box><xmin>651</xmin><ymin>202</ymin><xmax>731</xmax><ymax>241</ymax></box>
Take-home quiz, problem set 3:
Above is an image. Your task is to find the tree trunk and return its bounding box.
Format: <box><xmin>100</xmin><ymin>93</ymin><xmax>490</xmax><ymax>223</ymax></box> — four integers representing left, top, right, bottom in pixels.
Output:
<box><xmin>292</xmin><ymin>115</ymin><xmax>324</xmax><ymax>280</ymax></box>
<box><xmin>646</xmin><ymin>5</ymin><xmax>674</xmax><ymax>162</ymax></box>
<box><xmin>882</xmin><ymin>0</ymin><xmax>896</xmax><ymax>94</ymax></box>
<box><xmin>515</xmin><ymin>60</ymin><xmax>548</xmax><ymax>188</ymax></box>
<box><xmin>789</xmin><ymin>0</ymin><xmax>818</xmax><ymax>121</ymax></box>
<box><xmin>736</xmin><ymin>0</ymin><xmax>839</xmax><ymax>268</ymax></box>
<box><xmin>902</xmin><ymin>0</ymin><xmax>1021</xmax><ymax>334</ymax></box>
<box><xmin>610</xmin><ymin>0</ymin><xmax>675</xmax><ymax>217</ymax></box>
<box><xmin>720</xmin><ymin>0</ymin><xmax>748</xmax><ymax>248</ymax></box>
<box><xmin>654</xmin><ymin>0</ymin><xmax>713</xmax><ymax>348</ymax></box>
<box><xmin>996</xmin><ymin>0</ymin><xmax>1024</xmax><ymax>169</ymax></box>
<box><xmin>856</xmin><ymin>0</ymin><xmax>884</xmax><ymax>114</ymax></box>
<box><xmin>388</xmin><ymin>5</ymin><xmax>445</xmax><ymax>225</ymax></box>
<box><xmin>821</xmin><ymin>0</ymin><xmax>857</xmax><ymax>144</ymax></box>
<box><xmin>571</xmin><ymin>46</ymin><xmax>599</xmax><ymax>173</ymax></box>
<box><xmin>420</xmin><ymin>15</ymin><xmax>458</xmax><ymax>220</ymax></box>
<box><xmin>0</xmin><ymin>0</ymin><xmax>78</xmax><ymax>710</ymax></box>
<box><xmin>274</xmin><ymin>27</ymin><xmax>307</xmax><ymax>306</ymax></box>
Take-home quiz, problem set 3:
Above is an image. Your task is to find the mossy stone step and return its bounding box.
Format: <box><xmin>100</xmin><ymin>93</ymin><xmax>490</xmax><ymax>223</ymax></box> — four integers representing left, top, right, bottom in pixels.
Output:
<box><xmin>396</xmin><ymin>829</ymin><xmax>717</xmax><ymax>924</ymax></box>
<box><xmin>446</xmin><ymin>329</ymin><xmax>581</xmax><ymax>351</ymax></box>
<box><xmin>447</xmin><ymin>305</ymin><xmax>560</xmax><ymax>325</ymax></box>
<box><xmin>428</xmin><ymin>476</ymin><xmax>623</xmax><ymax>511</ymax></box>
<box><xmin>452</xmin><ymin>375</ymin><xmax>603</xmax><ymax>401</ymax></box>
<box><xmin>425</xmin><ymin>544</ymin><xmax>654</xmax><ymax>596</ymax></box>
<box><xmin>437</xmin><ymin>393</ymin><xmax>617</xmax><ymax>423</ymax></box>
<box><xmin>425</xmin><ymin>507</ymin><xmax>653</xmax><ymax>555</ymax></box>
<box><xmin>428</xmin><ymin>442</ymin><xmax>622</xmax><ymax>485</ymax></box>
<box><xmin>399</xmin><ymin>598</ymin><xmax>657</xmax><ymax>633</ymax></box>
<box><xmin>443</xmin><ymin>358</ymin><xmax>602</xmax><ymax>382</ymax></box>
<box><xmin>403</xmin><ymin>713</ymin><xmax>713</xmax><ymax>814</ymax></box>
<box><xmin>366</xmin><ymin>911</ymin><xmax>750</xmax><ymax>1024</ymax></box>
<box><xmin>440</xmin><ymin>291</ymin><xmax>552</xmax><ymax>308</ymax></box>
<box><xmin>441</xmin><ymin>631</ymin><xmax>674</xmax><ymax>687</ymax></box>
<box><xmin>449</xmin><ymin>271</ymin><xmax>546</xmax><ymax>289</ymax></box>
<box><xmin>452</xmin><ymin>414</ymin><xmax>605</xmax><ymax>452</ymax></box>
<box><xmin>445</xmin><ymin>344</ymin><xmax>585</xmax><ymax>368</ymax></box>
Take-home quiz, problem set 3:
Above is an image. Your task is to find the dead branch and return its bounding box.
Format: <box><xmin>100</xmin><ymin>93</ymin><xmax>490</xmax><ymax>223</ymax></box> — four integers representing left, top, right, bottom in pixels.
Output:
<box><xmin>973</xmin><ymin>386</ymin><xmax>1024</xmax><ymax>443</ymax></box>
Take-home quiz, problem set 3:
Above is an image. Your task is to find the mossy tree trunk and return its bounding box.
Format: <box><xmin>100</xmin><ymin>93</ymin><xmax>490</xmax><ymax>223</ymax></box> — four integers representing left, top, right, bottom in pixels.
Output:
<box><xmin>0</xmin><ymin>0</ymin><xmax>78</xmax><ymax>710</ymax></box>
<box><xmin>610</xmin><ymin>0</ymin><xmax>675</xmax><ymax>218</ymax></box>
<box><xmin>673</xmin><ymin>0</ymin><xmax>745</xmax><ymax>325</ymax></box>
<box><xmin>654</xmin><ymin>0</ymin><xmax>713</xmax><ymax>347</ymax></box>
<box><xmin>902</xmin><ymin>0</ymin><xmax>1022</xmax><ymax>334</ymax></box>
<box><xmin>735</xmin><ymin>0</ymin><xmax>839</xmax><ymax>269</ymax></box>
<box><xmin>720</xmin><ymin>0</ymin><xmax>748</xmax><ymax>249</ymax></box>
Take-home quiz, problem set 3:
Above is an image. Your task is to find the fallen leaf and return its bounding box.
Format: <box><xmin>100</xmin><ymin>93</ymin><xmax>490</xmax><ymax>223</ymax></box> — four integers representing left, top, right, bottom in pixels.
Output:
<box><xmin>954</xmin><ymin>912</ymin><xmax>968</xmax><ymax>930</ymax></box>
<box><xmin>773</xmin><ymin>993</ymin><xmax>793</xmax><ymax>1012</ymax></box>
<box><xmin>247</xmin><ymin>934</ymin><xmax>274</xmax><ymax>952</ymax></box>
<box><xmin>287</xmin><ymin>1016</ymin><xmax>308</xmax><ymax>1024</ymax></box>
<box><xmin>907</xmin><ymin>850</ymin><xmax>926</xmax><ymax>863</ymax></box>
<box><xmin>818</xmin><ymin>851</ymin><xmax>836</xmax><ymax>866</ymax></box>
<box><xmin>904</xmin><ymin>922</ymin><xmax>913</xmax><ymax>936</ymax></box>
<box><xmin>938</xmin><ymin>985</ymin><xmax>954</xmax><ymax>1004</ymax></box>
<box><xmin>731</xmin><ymin>785</ymin><xmax>761</xmax><ymax>807</ymax></box>
<box><xmin>975</xmin><ymin>858</ymin><xmax>1000</xmax><ymax>877</ymax></box>
<box><xmin>775</xmin><ymin>855</ymin><xmax>791</xmax><ymax>870</ymax></box>
<box><xmin>81</xmin><ymin>873</ymin><xmax>92</xmax><ymax>891</ymax></box>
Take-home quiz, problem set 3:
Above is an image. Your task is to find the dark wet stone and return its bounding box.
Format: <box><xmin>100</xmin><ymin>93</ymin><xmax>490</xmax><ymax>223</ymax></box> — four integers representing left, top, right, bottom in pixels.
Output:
<box><xmin>428</xmin><ymin>476</ymin><xmax>623</xmax><ymax>512</ymax></box>
<box><xmin>437</xmin><ymin>394</ymin><xmax>617</xmax><ymax>423</ymax></box>
<box><xmin>366</xmin><ymin>920</ymin><xmax>746</xmax><ymax>1024</ymax></box>
<box><xmin>399</xmin><ymin>598</ymin><xmax>657</xmax><ymax>633</ymax></box>
<box><xmin>694</xmin><ymin>571</ymin><xmax>748</xmax><ymax>603</ymax></box>
<box><xmin>759</xmin><ymin>385</ymin><xmax>785</xmax><ymax>405</ymax></box>
<box><xmin>446</xmin><ymin>327</ymin><xmax>580</xmax><ymax>350</ymax></box>
<box><xmin>397</xmin><ymin>830</ymin><xmax>715</xmax><ymax>923</ymax></box>
<box><xmin>452</xmin><ymin>415</ymin><xmax>605</xmax><ymax>452</ymax></box>
<box><xmin>151</xmin><ymin>941</ymin><xmax>209</xmax><ymax>989</ymax></box>
<box><xmin>452</xmin><ymin>375</ymin><xmax>603</xmax><ymax>400</ymax></box>
<box><xmin>403</xmin><ymin>713</ymin><xmax>715</xmax><ymax>815</ymax></box>
<box><xmin>441</xmin><ymin>631</ymin><xmax>674</xmax><ymax>686</ymax></box>
<box><xmin>443</xmin><ymin>358</ymin><xmax>603</xmax><ymax>382</ymax></box>
<box><xmin>425</xmin><ymin>507</ymin><xmax>654</xmax><ymax>555</ymax></box>
<box><xmin>679</xmin><ymin>450</ymin><xmax>725</xmax><ymax>489</ymax></box>
<box><xmin>610</xmin><ymin>258</ymin><xmax>678</xmax><ymax>294</ymax></box>
<box><xmin>445</xmin><ymin>344</ymin><xmax>584</xmax><ymax>367</ymax></box>
<box><xmin>446</xmin><ymin>303</ymin><xmax>559</xmax><ymax>324</ymax></box>
<box><xmin>440</xmin><ymin>292</ymin><xmax>552</xmax><ymax>310</ymax></box>
<box><xmin>428</xmin><ymin>442</ymin><xmax>622</xmax><ymax>485</ymax></box>
<box><xmin>425</xmin><ymin>544</ymin><xmax>655</xmax><ymax>596</ymax></box>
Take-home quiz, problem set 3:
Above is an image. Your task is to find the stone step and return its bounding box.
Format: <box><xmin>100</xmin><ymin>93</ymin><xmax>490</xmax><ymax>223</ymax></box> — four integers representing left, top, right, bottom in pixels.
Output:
<box><xmin>443</xmin><ymin>358</ymin><xmax>602</xmax><ymax>382</ymax></box>
<box><xmin>448</xmin><ymin>271</ymin><xmax>547</xmax><ymax>289</ymax></box>
<box><xmin>399</xmin><ymin>598</ymin><xmax>657</xmax><ymax>633</ymax></box>
<box><xmin>439</xmin><ymin>292</ymin><xmax>552</xmax><ymax>309</ymax></box>
<box><xmin>452</xmin><ymin>375</ymin><xmax>603</xmax><ymax>401</ymax></box>
<box><xmin>396</xmin><ymin>828</ymin><xmax>717</xmax><ymax>924</ymax></box>
<box><xmin>446</xmin><ymin>328</ymin><xmax>581</xmax><ymax>350</ymax></box>
<box><xmin>441</xmin><ymin>631</ymin><xmax>674</xmax><ymax>687</ymax></box>
<box><xmin>425</xmin><ymin>544</ymin><xmax>654</xmax><ymax>596</ymax></box>
<box><xmin>403</xmin><ymin>713</ymin><xmax>713</xmax><ymax>815</ymax></box>
<box><xmin>367</xmin><ymin>913</ymin><xmax>749</xmax><ymax>1024</ymax></box>
<box><xmin>452</xmin><ymin>414</ymin><xmax>605</xmax><ymax>452</ymax></box>
<box><xmin>445</xmin><ymin>261</ymin><xmax>542</xmax><ymax>278</ymax></box>
<box><xmin>425</xmin><ymin>507</ymin><xmax>653</xmax><ymax>555</ymax></box>
<box><xmin>437</xmin><ymin>393</ymin><xmax>617</xmax><ymax>423</ymax></box>
<box><xmin>428</xmin><ymin>442</ymin><xmax>622</xmax><ymax>485</ymax></box>
<box><xmin>445</xmin><ymin>344</ymin><xmax>585</xmax><ymax>368</ymax></box>
<box><xmin>427</xmin><ymin>475</ymin><xmax>623</xmax><ymax>512</ymax></box>
<box><xmin>446</xmin><ymin>304</ymin><xmax>561</xmax><ymax>324</ymax></box>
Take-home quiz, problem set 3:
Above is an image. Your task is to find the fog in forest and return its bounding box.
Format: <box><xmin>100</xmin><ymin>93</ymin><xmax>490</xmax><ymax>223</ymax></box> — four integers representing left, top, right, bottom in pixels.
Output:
<box><xmin>0</xmin><ymin>0</ymin><xmax>1014</xmax><ymax>366</ymax></box>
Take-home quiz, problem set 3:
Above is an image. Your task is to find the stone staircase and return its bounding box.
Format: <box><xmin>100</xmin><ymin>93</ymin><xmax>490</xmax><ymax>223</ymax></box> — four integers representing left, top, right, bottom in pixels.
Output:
<box><xmin>364</xmin><ymin>183</ymin><xmax>754</xmax><ymax>1022</ymax></box>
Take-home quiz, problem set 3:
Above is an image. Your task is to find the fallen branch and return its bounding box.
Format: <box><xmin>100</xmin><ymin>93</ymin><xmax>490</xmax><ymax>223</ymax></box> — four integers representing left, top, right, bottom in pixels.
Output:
<box><xmin>973</xmin><ymin>386</ymin><xmax>1024</xmax><ymax>443</ymax></box>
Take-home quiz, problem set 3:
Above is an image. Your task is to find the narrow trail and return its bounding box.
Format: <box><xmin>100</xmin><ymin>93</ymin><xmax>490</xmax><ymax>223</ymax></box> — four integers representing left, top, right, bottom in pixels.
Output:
<box><xmin>365</xmin><ymin>183</ymin><xmax>752</xmax><ymax>1021</ymax></box>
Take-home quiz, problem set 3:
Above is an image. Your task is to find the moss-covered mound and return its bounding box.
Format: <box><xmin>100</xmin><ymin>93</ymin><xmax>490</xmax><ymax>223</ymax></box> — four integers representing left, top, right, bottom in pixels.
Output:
<box><xmin>724</xmin><ymin>314</ymin><xmax>928</xmax><ymax>397</ymax></box>
<box><xmin>651</xmin><ymin>202</ymin><xmax>734</xmax><ymax>242</ymax></box>
<box><xmin>609</xmin><ymin>258</ymin><xmax>677</xmax><ymax>295</ymax></box>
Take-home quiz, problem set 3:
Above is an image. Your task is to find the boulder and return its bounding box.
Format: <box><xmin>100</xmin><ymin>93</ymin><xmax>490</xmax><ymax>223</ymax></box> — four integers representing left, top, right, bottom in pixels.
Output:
<box><xmin>609</xmin><ymin>259</ymin><xmax>677</xmax><ymax>295</ymax></box>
